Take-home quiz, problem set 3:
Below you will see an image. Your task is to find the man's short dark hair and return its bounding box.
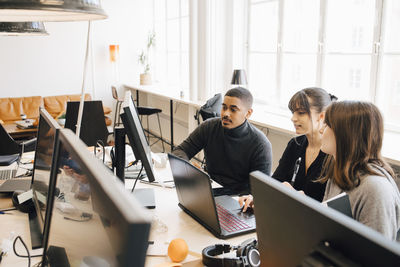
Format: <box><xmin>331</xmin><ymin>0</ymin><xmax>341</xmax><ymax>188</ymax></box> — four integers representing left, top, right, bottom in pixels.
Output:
<box><xmin>225</xmin><ymin>87</ymin><xmax>253</xmax><ymax>109</ymax></box>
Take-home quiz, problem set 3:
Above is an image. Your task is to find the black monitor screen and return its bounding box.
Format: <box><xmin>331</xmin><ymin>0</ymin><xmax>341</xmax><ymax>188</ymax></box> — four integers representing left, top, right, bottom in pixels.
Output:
<box><xmin>42</xmin><ymin>129</ymin><xmax>151</xmax><ymax>267</ymax></box>
<box><xmin>250</xmin><ymin>171</ymin><xmax>400</xmax><ymax>267</ymax></box>
<box><xmin>31</xmin><ymin>108</ymin><xmax>61</xmax><ymax>247</ymax></box>
<box><xmin>120</xmin><ymin>91</ymin><xmax>155</xmax><ymax>182</ymax></box>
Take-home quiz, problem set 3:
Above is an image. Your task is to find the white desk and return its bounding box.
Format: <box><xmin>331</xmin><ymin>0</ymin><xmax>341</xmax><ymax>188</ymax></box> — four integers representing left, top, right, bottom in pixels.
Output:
<box><xmin>0</xmin><ymin>162</ymin><xmax>255</xmax><ymax>267</ymax></box>
<box><xmin>130</xmin><ymin>163</ymin><xmax>256</xmax><ymax>266</ymax></box>
<box><xmin>0</xmin><ymin>185</ymin><xmax>42</xmax><ymax>266</ymax></box>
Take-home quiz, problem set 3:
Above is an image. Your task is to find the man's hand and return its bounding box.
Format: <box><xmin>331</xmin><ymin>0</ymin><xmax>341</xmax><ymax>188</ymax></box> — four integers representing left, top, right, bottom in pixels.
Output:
<box><xmin>238</xmin><ymin>195</ymin><xmax>254</xmax><ymax>212</ymax></box>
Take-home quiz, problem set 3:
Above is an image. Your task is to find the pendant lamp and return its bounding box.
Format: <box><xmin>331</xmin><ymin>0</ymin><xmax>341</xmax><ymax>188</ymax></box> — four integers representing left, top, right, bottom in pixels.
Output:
<box><xmin>0</xmin><ymin>0</ymin><xmax>107</xmax><ymax>22</ymax></box>
<box><xmin>0</xmin><ymin>22</ymin><xmax>48</xmax><ymax>36</ymax></box>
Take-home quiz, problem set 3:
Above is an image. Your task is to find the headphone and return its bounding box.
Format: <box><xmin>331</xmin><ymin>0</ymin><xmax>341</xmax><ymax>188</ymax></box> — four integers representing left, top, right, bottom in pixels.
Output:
<box><xmin>202</xmin><ymin>238</ymin><xmax>260</xmax><ymax>267</ymax></box>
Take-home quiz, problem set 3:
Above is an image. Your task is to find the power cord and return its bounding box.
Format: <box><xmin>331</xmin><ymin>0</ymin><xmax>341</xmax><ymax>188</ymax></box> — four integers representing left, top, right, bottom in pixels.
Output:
<box><xmin>64</xmin><ymin>212</ymin><xmax>93</xmax><ymax>222</ymax></box>
<box><xmin>12</xmin><ymin>235</ymin><xmax>42</xmax><ymax>267</ymax></box>
<box><xmin>131</xmin><ymin>163</ymin><xmax>144</xmax><ymax>193</ymax></box>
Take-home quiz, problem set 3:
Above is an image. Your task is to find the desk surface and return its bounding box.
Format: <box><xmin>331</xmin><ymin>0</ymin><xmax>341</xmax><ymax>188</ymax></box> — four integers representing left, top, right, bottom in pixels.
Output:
<box><xmin>0</xmin><ymin>183</ymin><xmax>42</xmax><ymax>266</ymax></box>
<box><xmin>138</xmin><ymin>165</ymin><xmax>256</xmax><ymax>266</ymax></box>
<box><xmin>124</xmin><ymin>83</ymin><xmax>204</xmax><ymax>108</ymax></box>
<box><xmin>0</xmin><ymin>162</ymin><xmax>255</xmax><ymax>267</ymax></box>
<box><xmin>3</xmin><ymin>123</ymin><xmax>38</xmax><ymax>140</ymax></box>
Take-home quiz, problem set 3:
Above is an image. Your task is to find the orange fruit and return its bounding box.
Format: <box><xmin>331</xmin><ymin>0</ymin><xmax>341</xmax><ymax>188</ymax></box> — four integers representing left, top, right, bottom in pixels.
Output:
<box><xmin>167</xmin><ymin>238</ymin><xmax>188</xmax><ymax>262</ymax></box>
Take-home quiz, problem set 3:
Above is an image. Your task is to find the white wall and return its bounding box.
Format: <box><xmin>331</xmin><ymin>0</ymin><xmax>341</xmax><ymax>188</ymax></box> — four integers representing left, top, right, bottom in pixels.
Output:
<box><xmin>0</xmin><ymin>0</ymin><xmax>153</xmax><ymax>113</ymax></box>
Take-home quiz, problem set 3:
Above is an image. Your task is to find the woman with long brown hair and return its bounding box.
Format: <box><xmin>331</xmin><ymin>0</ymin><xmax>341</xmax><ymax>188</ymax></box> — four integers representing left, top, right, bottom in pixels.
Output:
<box><xmin>320</xmin><ymin>101</ymin><xmax>400</xmax><ymax>241</ymax></box>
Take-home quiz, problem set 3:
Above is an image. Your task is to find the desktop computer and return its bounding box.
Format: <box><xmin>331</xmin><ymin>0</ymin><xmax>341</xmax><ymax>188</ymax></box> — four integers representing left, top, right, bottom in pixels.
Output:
<box><xmin>117</xmin><ymin>90</ymin><xmax>157</xmax><ymax>208</ymax></box>
<box><xmin>29</xmin><ymin>108</ymin><xmax>61</xmax><ymax>249</ymax></box>
<box><xmin>41</xmin><ymin>129</ymin><xmax>151</xmax><ymax>267</ymax></box>
<box><xmin>250</xmin><ymin>171</ymin><xmax>400</xmax><ymax>266</ymax></box>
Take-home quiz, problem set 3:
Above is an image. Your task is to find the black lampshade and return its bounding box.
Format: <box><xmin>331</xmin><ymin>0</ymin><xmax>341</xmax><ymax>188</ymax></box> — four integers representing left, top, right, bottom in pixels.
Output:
<box><xmin>231</xmin><ymin>69</ymin><xmax>248</xmax><ymax>85</ymax></box>
<box><xmin>0</xmin><ymin>22</ymin><xmax>48</xmax><ymax>36</ymax></box>
<box><xmin>0</xmin><ymin>0</ymin><xmax>107</xmax><ymax>22</ymax></box>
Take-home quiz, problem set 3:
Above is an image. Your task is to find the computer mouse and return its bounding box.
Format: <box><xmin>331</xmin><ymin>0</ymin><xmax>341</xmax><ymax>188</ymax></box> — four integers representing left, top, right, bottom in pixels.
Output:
<box><xmin>241</xmin><ymin>206</ymin><xmax>254</xmax><ymax>214</ymax></box>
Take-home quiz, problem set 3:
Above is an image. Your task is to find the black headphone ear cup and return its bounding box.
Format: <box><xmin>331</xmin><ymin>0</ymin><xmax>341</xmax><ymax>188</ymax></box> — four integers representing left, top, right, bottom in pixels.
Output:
<box><xmin>246</xmin><ymin>246</ymin><xmax>260</xmax><ymax>267</ymax></box>
<box><xmin>236</xmin><ymin>239</ymin><xmax>260</xmax><ymax>267</ymax></box>
<box><xmin>12</xmin><ymin>190</ymin><xmax>35</xmax><ymax>213</ymax></box>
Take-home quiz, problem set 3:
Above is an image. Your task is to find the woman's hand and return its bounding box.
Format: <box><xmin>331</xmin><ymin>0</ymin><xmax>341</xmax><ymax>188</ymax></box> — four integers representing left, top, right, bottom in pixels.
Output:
<box><xmin>282</xmin><ymin>182</ymin><xmax>305</xmax><ymax>194</ymax></box>
<box><xmin>238</xmin><ymin>195</ymin><xmax>254</xmax><ymax>212</ymax></box>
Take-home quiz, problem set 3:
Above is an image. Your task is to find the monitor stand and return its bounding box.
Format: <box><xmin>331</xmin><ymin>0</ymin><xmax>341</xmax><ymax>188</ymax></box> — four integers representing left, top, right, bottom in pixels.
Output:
<box><xmin>46</xmin><ymin>245</ymin><xmax>70</xmax><ymax>267</ymax></box>
<box><xmin>114</xmin><ymin>127</ymin><xmax>156</xmax><ymax>209</ymax></box>
<box><xmin>28</xmin><ymin>208</ymin><xmax>43</xmax><ymax>249</ymax></box>
<box><xmin>133</xmin><ymin>188</ymin><xmax>156</xmax><ymax>209</ymax></box>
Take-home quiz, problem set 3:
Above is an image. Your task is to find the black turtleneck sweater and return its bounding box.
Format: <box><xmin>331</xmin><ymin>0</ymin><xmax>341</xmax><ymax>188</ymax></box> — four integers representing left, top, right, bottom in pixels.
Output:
<box><xmin>172</xmin><ymin>118</ymin><xmax>272</xmax><ymax>194</ymax></box>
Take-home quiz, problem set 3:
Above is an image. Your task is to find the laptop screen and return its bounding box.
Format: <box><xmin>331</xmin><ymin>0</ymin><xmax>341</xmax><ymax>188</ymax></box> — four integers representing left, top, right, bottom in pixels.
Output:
<box><xmin>168</xmin><ymin>153</ymin><xmax>220</xmax><ymax>232</ymax></box>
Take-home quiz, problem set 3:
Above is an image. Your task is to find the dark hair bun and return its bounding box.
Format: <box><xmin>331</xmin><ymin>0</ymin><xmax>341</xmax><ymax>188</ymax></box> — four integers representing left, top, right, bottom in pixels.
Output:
<box><xmin>329</xmin><ymin>93</ymin><xmax>338</xmax><ymax>101</ymax></box>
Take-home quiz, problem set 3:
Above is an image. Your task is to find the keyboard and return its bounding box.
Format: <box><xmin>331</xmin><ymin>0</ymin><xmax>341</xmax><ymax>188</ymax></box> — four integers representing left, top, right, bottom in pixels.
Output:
<box><xmin>0</xmin><ymin>169</ymin><xmax>17</xmax><ymax>180</ymax></box>
<box><xmin>216</xmin><ymin>204</ymin><xmax>252</xmax><ymax>233</ymax></box>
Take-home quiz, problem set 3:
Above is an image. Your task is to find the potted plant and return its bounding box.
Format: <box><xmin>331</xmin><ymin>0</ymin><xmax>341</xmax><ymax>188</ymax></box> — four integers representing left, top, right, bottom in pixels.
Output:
<box><xmin>138</xmin><ymin>31</ymin><xmax>156</xmax><ymax>85</ymax></box>
<box><xmin>57</xmin><ymin>112</ymin><xmax>66</xmax><ymax>126</ymax></box>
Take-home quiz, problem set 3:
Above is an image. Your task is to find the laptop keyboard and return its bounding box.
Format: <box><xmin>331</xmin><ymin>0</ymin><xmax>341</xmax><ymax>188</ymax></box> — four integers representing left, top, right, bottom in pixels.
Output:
<box><xmin>0</xmin><ymin>169</ymin><xmax>17</xmax><ymax>180</ymax></box>
<box><xmin>216</xmin><ymin>204</ymin><xmax>252</xmax><ymax>233</ymax></box>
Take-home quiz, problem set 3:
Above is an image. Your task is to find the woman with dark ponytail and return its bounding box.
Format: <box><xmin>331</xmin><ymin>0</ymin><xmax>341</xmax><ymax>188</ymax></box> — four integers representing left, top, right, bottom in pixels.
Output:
<box><xmin>240</xmin><ymin>87</ymin><xmax>337</xmax><ymax>211</ymax></box>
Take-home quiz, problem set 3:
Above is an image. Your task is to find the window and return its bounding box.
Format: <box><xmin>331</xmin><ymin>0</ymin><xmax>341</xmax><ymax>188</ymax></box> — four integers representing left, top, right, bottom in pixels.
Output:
<box><xmin>153</xmin><ymin>0</ymin><xmax>189</xmax><ymax>93</ymax></box>
<box><xmin>376</xmin><ymin>0</ymin><xmax>400</xmax><ymax>131</ymax></box>
<box><xmin>246</xmin><ymin>0</ymin><xmax>400</xmax><ymax>132</ymax></box>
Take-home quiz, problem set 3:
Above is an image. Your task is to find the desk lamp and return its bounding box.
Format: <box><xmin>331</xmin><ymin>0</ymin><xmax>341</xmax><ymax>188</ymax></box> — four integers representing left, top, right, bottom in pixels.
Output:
<box><xmin>231</xmin><ymin>69</ymin><xmax>248</xmax><ymax>87</ymax></box>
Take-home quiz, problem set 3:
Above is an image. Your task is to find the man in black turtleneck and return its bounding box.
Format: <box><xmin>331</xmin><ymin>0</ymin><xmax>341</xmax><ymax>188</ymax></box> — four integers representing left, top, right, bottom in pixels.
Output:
<box><xmin>172</xmin><ymin>87</ymin><xmax>272</xmax><ymax>195</ymax></box>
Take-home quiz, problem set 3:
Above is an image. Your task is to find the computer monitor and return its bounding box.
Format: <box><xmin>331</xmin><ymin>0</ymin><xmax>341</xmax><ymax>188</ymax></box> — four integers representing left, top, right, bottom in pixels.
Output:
<box><xmin>29</xmin><ymin>108</ymin><xmax>61</xmax><ymax>249</ymax></box>
<box><xmin>41</xmin><ymin>129</ymin><xmax>151</xmax><ymax>267</ymax></box>
<box><xmin>120</xmin><ymin>91</ymin><xmax>155</xmax><ymax>183</ymax></box>
<box><xmin>250</xmin><ymin>171</ymin><xmax>400</xmax><ymax>267</ymax></box>
<box><xmin>65</xmin><ymin>100</ymin><xmax>109</xmax><ymax>147</ymax></box>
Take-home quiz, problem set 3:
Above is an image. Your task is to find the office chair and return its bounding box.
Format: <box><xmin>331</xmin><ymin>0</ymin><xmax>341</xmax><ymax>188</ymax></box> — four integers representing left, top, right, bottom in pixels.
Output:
<box><xmin>137</xmin><ymin>106</ymin><xmax>165</xmax><ymax>153</ymax></box>
<box><xmin>0</xmin><ymin>123</ymin><xmax>36</xmax><ymax>156</ymax></box>
<box><xmin>113</xmin><ymin>87</ymin><xmax>165</xmax><ymax>152</ymax></box>
<box><xmin>65</xmin><ymin>101</ymin><xmax>110</xmax><ymax>147</ymax></box>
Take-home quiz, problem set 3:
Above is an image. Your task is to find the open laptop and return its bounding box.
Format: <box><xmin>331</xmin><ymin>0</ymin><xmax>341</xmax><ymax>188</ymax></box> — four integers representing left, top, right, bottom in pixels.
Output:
<box><xmin>0</xmin><ymin>156</ymin><xmax>32</xmax><ymax>193</ymax></box>
<box><xmin>168</xmin><ymin>153</ymin><xmax>255</xmax><ymax>239</ymax></box>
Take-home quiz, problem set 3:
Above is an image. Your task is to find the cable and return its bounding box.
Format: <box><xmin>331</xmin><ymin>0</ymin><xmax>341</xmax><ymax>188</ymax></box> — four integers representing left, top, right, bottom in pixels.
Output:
<box><xmin>125</xmin><ymin>159</ymin><xmax>139</xmax><ymax>169</ymax></box>
<box><xmin>93</xmin><ymin>140</ymin><xmax>106</xmax><ymax>163</ymax></box>
<box><xmin>64</xmin><ymin>212</ymin><xmax>93</xmax><ymax>222</ymax></box>
<box><xmin>12</xmin><ymin>236</ymin><xmax>43</xmax><ymax>267</ymax></box>
<box><xmin>131</xmin><ymin>164</ymin><xmax>144</xmax><ymax>193</ymax></box>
